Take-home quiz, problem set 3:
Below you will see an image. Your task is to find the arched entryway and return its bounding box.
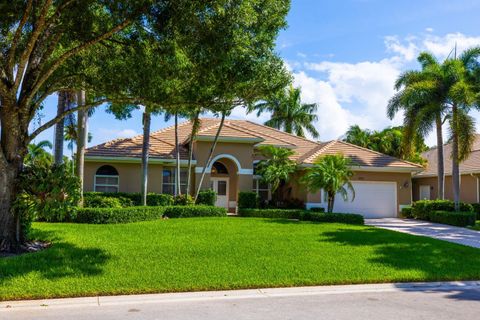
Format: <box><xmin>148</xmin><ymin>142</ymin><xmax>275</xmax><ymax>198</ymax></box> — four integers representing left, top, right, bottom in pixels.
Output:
<box><xmin>207</xmin><ymin>155</ymin><xmax>240</xmax><ymax>210</ymax></box>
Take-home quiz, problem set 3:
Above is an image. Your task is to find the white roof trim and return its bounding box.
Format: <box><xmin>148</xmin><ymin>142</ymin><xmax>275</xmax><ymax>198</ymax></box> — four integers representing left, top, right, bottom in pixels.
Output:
<box><xmin>299</xmin><ymin>163</ymin><xmax>422</xmax><ymax>173</ymax></box>
<box><xmin>85</xmin><ymin>156</ymin><xmax>196</xmax><ymax>166</ymax></box>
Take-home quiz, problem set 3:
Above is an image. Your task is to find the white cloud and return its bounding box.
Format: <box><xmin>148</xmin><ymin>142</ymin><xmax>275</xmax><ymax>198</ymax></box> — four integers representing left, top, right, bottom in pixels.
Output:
<box><xmin>385</xmin><ymin>36</ymin><xmax>418</xmax><ymax>61</ymax></box>
<box><xmin>422</xmin><ymin>33</ymin><xmax>480</xmax><ymax>59</ymax></box>
<box><xmin>98</xmin><ymin>128</ymin><xmax>138</xmax><ymax>140</ymax></box>
<box><xmin>425</xmin><ymin>27</ymin><xmax>434</xmax><ymax>33</ymax></box>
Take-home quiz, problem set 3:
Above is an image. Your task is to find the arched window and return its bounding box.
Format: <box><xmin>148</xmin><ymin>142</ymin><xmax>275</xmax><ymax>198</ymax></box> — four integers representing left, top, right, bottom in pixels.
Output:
<box><xmin>211</xmin><ymin>161</ymin><xmax>228</xmax><ymax>174</ymax></box>
<box><xmin>95</xmin><ymin>165</ymin><xmax>119</xmax><ymax>192</ymax></box>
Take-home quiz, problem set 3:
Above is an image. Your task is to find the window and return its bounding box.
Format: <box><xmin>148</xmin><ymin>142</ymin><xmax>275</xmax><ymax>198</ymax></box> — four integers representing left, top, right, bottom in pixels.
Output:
<box><xmin>252</xmin><ymin>178</ymin><xmax>270</xmax><ymax>203</ymax></box>
<box><xmin>162</xmin><ymin>168</ymin><xmax>188</xmax><ymax>195</ymax></box>
<box><xmin>211</xmin><ymin>161</ymin><xmax>228</xmax><ymax>174</ymax></box>
<box><xmin>95</xmin><ymin>165</ymin><xmax>119</xmax><ymax>192</ymax></box>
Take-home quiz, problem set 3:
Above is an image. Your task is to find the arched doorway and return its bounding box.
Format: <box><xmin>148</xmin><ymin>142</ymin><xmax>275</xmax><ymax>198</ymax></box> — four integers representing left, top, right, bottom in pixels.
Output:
<box><xmin>207</xmin><ymin>155</ymin><xmax>240</xmax><ymax>210</ymax></box>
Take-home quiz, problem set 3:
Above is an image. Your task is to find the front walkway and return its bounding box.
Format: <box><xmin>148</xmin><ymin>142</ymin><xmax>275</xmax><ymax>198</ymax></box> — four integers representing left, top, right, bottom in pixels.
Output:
<box><xmin>366</xmin><ymin>218</ymin><xmax>480</xmax><ymax>248</ymax></box>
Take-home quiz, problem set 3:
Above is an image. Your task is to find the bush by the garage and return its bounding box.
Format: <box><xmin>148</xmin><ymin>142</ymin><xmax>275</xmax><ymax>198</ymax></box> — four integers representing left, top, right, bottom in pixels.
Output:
<box><xmin>308</xmin><ymin>207</ymin><xmax>325</xmax><ymax>213</ymax></box>
<box><xmin>238</xmin><ymin>208</ymin><xmax>304</xmax><ymax>219</ymax></box>
<box><xmin>412</xmin><ymin>200</ymin><xmax>474</xmax><ymax>220</ymax></box>
<box><xmin>238</xmin><ymin>192</ymin><xmax>259</xmax><ymax>209</ymax></box>
<box><xmin>471</xmin><ymin>203</ymin><xmax>480</xmax><ymax>220</ymax></box>
<box><xmin>401</xmin><ymin>206</ymin><xmax>413</xmax><ymax>218</ymax></box>
<box><xmin>302</xmin><ymin>212</ymin><xmax>364</xmax><ymax>225</ymax></box>
<box><xmin>429</xmin><ymin>210</ymin><xmax>476</xmax><ymax>227</ymax></box>
<box><xmin>163</xmin><ymin>205</ymin><xmax>227</xmax><ymax>218</ymax></box>
<box><xmin>196</xmin><ymin>190</ymin><xmax>217</xmax><ymax>206</ymax></box>
<box><xmin>75</xmin><ymin>206</ymin><xmax>166</xmax><ymax>224</ymax></box>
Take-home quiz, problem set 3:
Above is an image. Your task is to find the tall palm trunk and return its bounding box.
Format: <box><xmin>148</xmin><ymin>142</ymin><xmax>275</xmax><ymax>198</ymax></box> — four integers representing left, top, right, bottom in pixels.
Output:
<box><xmin>327</xmin><ymin>192</ymin><xmax>335</xmax><ymax>213</ymax></box>
<box><xmin>141</xmin><ymin>111</ymin><xmax>151</xmax><ymax>206</ymax></box>
<box><xmin>174</xmin><ymin>113</ymin><xmax>181</xmax><ymax>196</ymax></box>
<box><xmin>451</xmin><ymin>104</ymin><xmax>460</xmax><ymax>211</ymax></box>
<box><xmin>186</xmin><ymin>110</ymin><xmax>201</xmax><ymax>195</ymax></box>
<box><xmin>54</xmin><ymin>91</ymin><xmax>67</xmax><ymax>165</ymax></box>
<box><xmin>75</xmin><ymin>90</ymin><xmax>87</xmax><ymax>207</ymax></box>
<box><xmin>435</xmin><ymin>113</ymin><xmax>445</xmax><ymax>200</ymax></box>
<box><xmin>195</xmin><ymin>112</ymin><xmax>226</xmax><ymax>201</ymax></box>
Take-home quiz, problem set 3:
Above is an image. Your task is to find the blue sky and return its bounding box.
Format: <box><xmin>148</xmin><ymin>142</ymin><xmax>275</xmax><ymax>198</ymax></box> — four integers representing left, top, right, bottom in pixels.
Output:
<box><xmin>34</xmin><ymin>0</ymin><xmax>480</xmax><ymax>149</ymax></box>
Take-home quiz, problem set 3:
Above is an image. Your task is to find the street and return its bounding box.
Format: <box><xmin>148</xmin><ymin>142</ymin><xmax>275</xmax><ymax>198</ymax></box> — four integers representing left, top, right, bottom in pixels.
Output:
<box><xmin>2</xmin><ymin>282</ymin><xmax>479</xmax><ymax>320</ymax></box>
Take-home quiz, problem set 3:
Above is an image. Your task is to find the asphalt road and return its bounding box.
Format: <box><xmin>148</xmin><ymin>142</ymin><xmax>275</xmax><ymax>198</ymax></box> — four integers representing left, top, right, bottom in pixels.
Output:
<box><xmin>2</xmin><ymin>282</ymin><xmax>480</xmax><ymax>320</ymax></box>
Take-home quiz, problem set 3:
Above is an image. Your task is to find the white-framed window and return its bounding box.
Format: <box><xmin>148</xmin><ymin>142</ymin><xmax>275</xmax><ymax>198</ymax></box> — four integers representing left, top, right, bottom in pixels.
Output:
<box><xmin>94</xmin><ymin>165</ymin><xmax>119</xmax><ymax>192</ymax></box>
<box><xmin>252</xmin><ymin>177</ymin><xmax>271</xmax><ymax>203</ymax></box>
<box><xmin>162</xmin><ymin>167</ymin><xmax>188</xmax><ymax>195</ymax></box>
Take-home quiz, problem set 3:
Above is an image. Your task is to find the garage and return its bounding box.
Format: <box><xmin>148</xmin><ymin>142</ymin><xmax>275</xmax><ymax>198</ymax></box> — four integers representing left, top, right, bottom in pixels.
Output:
<box><xmin>333</xmin><ymin>181</ymin><xmax>397</xmax><ymax>218</ymax></box>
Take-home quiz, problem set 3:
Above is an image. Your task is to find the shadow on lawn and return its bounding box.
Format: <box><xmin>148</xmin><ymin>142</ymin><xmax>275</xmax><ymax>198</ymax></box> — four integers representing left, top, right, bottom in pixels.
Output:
<box><xmin>322</xmin><ymin>227</ymin><xmax>480</xmax><ymax>301</ymax></box>
<box><xmin>0</xmin><ymin>239</ymin><xmax>109</xmax><ymax>284</ymax></box>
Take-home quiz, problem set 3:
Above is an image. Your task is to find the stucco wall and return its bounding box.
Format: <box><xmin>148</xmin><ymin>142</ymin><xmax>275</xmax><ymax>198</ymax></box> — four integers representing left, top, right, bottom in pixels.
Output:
<box><xmin>413</xmin><ymin>174</ymin><xmax>480</xmax><ymax>203</ymax></box>
<box><xmin>194</xmin><ymin>141</ymin><xmax>254</xmax><ymax>170</ymax></box>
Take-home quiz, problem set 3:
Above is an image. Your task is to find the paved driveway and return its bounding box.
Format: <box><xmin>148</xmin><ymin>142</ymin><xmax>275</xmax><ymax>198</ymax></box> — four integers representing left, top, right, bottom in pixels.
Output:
<box><xmin>366</xmin><ymin>218</ymin><xmax>480</xmax><ymax>248</ymax></box>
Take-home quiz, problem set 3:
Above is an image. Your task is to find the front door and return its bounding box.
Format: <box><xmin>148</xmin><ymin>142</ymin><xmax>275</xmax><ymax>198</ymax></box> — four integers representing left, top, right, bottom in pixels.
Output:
<box><xmin>211</xmin><ymin>178</ymin><xmax>229</xmax><ymax>208</ymax></box>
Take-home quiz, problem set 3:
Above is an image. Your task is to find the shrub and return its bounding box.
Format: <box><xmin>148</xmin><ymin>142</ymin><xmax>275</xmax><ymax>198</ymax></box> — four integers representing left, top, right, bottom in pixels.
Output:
<box><xmin>163</xmin><ymin>205</ymin><xmax>227</xmax><ymax>218</ymax></box>
<box><xmin>401</xmin><ymin>206</ymin><xmax>413</xmax><ymax>218</ymax></box>
<box><xmin>301</xmin><ymin>212</ymin><xmax>364</xmax><ymax>225</ymax></box>
<box><xmin>174</xmin><ymin>194</ymin><xmax>195</xmax><ymax>206</ymax></box>
<box><xmin>238</xmin><ymin>208</ymin><xmax>364</xmax><ymax>225</ymax></box>
<box><xmin>238</xmin><ymin>192</ymin><xmax>258</xmax><ymax>209</ymax></box>
<box><xmin>84</xmin><ymin>196</ymin><xmax>125</xmax><ymax>208</ymax></box>
<box><xmin>412</xmin><ymin>200</ymin><xmax>474</xmax><ymax>220</ymax></box>
<box><xmin>75</xmin><ymin>206</ymin><xmax>165</xmax><ymax>224</ymax></box>
<box><xmin>83</xmin><ymin>192</ymin><xmax>174</xmax><ymax>207</ymax></box>
<box><xmin>471</xmin><ymin>203</ymin><xmax>480</xmax><ymax>220</ymax></box>
<box><xmin>238</xmin><ymin>208</ymin><xmax>304</xmax><ymax>219</ymax></box>
<box><xmin>429</xmin><ymin>211</ymin><xmax>476</xmax><ymax>227</ymax></box>
<box><xmin>309</xmin><ymin>207</ymin><xmax>325</xmax><ymax>213</ymax></box>
<box><xmin>281</xmin><ymin>198</ymin><xmax>305</xmax><ymax>209</ymax></box>
<box><xmin>196</xmin><ymin>190</ymin><xmax>217</xmax><ymax>206</ymax></box>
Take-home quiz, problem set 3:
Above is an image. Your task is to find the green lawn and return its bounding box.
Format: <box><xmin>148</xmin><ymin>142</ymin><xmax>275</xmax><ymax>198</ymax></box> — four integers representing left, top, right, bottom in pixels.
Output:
<box><xmin>2</xmin><ymin>217</ymin><xmax>480</xmax><ymax>301</ymax></box>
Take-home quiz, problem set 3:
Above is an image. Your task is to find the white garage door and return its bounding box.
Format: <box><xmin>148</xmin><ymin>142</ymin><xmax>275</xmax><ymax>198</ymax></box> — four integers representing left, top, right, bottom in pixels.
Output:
<box><xmin>333</xmin><ymin>181</ymin><xmax>397</xmax><ymax>218</ymax></box>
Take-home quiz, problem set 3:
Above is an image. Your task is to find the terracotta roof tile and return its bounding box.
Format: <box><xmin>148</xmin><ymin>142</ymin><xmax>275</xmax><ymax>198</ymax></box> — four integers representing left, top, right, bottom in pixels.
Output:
<box><xmin>86</xmin><ymin>118</ymin><xmax>421</xmax><ymax>170</ymax></box>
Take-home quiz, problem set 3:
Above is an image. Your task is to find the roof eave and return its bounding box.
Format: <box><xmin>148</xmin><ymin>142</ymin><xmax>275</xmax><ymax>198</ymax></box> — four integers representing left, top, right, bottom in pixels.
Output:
<box><xmin>85</xmin><ymin>156</ymin><xmax>197</xmax><ymax>166</ymax></box>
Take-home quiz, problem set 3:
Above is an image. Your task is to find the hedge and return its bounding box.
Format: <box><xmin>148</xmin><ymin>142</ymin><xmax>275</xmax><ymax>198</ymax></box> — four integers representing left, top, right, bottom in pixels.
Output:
<box><xmin>309</xmin><ymin>207</ymin><xmax>325</xmax><ymax>213</ymax></box>
<box><xmin>412</xmin><ymin>200</ymin><xmax>474</xmax><ymax>220</ymax></box>
<box><xmin>75</xmin><ymin>206</ymin><xmax>166</xmax><ymax>224</ymax></box>
<box><xmin>401</xmin><ymin>206</ymin><xmax>413</xmax><ymax>218</ymax></box>
<box><xmin>238</xmin><ymin>208</ymin><xmax>304</xmax><ymax>219</ymax></box>
<box><xmin>74</xmin><ymin>205</ymin><xmax>226</xmax><ymax>224</ymax></box>
<box><xmin>196</xmin><ymin>190</ymin><xmax>217</xmax><ymax>206</ymax></box>
<box><xmin>472</xmin><ymin>203</ymin><xmax>480</xmax><ymax>220</ymax></box>
<box><xmin>429</xmin><ymin>210</ymin><xmax>476</xmax><ymax>227</ymax></box>
<box><xmin>238</xmin><ymin>208</ymin><xmax>364</xmax><ymax>225</ymax></box>
<box><xmin>238</xmin><ymin>192</ymin><xmax>259</xmax><ymax>209</ymax></box>
<box><xmin>163</xmin><ymin>205</ymin><xmax>227</xmax><ymax>218</ymax></box>
<box><xmin>83</xmin><ymin>192</ymin><xmax>174</xmax><ymax>207</ymax></box>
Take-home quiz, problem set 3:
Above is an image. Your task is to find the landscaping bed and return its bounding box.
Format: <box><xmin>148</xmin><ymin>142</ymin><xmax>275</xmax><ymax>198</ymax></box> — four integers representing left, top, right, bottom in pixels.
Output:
<box><xmin>1</xmin><ymin>218</ymin><xmax>480</xmax><ymax>301</ymax></box>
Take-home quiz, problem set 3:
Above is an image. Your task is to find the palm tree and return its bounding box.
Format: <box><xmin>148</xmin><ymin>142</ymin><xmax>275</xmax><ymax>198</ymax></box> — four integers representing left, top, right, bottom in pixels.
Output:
<box><xmin>303</xmin><ymin>154</ymin><xmax>355</xmax><ymax>213</ymax></box>
<box><xmin>141</xmin><ymin>110</ymin><xmax>152</xmax><ymax>205</ymax></box>
<box><xmin>186</xmin><ymin>107</ymin><xmax>203</xmax><ymax>195</ymax></box>
<box><xmin>250</xmin><ymin>85</ymin><xmax>319</xmax><ymax>138</ymax></box>
<box><xmin>387</xmin><ymin>52</ymin><xmax>450</xmax><ymax>200</ymax></box>
<box><xmin>25</xmin><ymin>140</ymin><xmax>53</xmax><ymax>166</ymax></box>
<box><xmin>255</xmin><ymin>146</ymin><xmax>297</xmax><ymax>199</ymax></box>
<box><xmin>344</xmin><ymin>125</ymin><xmax>372</xmax><ymax>149</ymax></box>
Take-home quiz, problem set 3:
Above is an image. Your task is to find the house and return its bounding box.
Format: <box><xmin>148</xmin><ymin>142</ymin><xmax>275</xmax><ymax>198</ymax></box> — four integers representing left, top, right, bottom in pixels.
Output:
<box><xmin>412</xmin><ymin>134</ymin><xmax>480</xmax><ymax>203</ymax></box>
<box><xmin>84</xmin><ymin>118</ymin><xmax>422</xmax><ymax>218</ymax></box>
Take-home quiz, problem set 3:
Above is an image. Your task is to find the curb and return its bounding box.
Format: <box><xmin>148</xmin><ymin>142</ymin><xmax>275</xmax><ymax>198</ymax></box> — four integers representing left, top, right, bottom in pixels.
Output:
<box><xmin>2</xmin><ymin>281</ymin><xmax>480</xmax><ymax>311</ymax></box>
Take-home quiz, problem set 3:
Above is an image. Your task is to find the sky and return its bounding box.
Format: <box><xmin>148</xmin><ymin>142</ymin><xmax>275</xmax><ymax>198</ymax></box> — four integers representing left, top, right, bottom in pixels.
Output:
<box><xmin>34</xmin><ymin>0</ymin><xmax>480</xmax><ymax>149</ymax></box>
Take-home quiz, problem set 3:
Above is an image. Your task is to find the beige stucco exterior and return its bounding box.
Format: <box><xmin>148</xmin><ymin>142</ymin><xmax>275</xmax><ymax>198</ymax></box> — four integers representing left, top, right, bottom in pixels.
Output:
<box><xmin>413</xmin><ymin>174</ymin><xmax>480</xmax><ymax>203</ymax></box>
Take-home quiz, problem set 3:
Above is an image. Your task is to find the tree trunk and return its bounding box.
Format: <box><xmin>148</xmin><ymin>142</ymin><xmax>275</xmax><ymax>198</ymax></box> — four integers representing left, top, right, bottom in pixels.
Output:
<box><xmin>327</xmin><ymin>193</ymin><xmax>335</xmax><ymax>213</ymax></box>
<box><xmin>435</xmin><ymin>113</ymin><xmax>445</xmax><ymax>200</ymax></box>
<box><xmin>141</xmin><ymin>111</ymin><xmax>151</xmax><ymax>206</ymax></box>
<box><xmin>0</xmin><ymin>161</ymin><xmax>21</xmax><ymax>252</ymax></box>
<box><xmin>174</xmin><ymin>113</ymin><xmax>182</xmax><ymax>196</ymax></box>
<box><xmin>75</xmin><ymin>90</ymin><xmax>87</xmax><ymax>207</ymax></box>
<box><xmin>451</xmin><ymin>105</ymin><xmax>460</xmax><ymax>211</ymax></box>
<box><xmin>54</xmin><ymin>91</ymin><xmax>67</xmax><ymax>165</ymax></box>
<box><xmin>195</xmin><ymin>112</ymin><xmax>226</xmax><ymax>201</ymax></box>
<box><xmin>186</xmin><ymin>110</ymin><xmax>201</xmax><ymax>196</ymax></box>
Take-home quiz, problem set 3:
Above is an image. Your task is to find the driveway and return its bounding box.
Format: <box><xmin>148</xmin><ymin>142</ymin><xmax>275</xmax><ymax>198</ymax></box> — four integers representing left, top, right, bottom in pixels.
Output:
<box><xmin>366</xmin><ymin>218</ymin><xmax>480</xmax><ymax>248</ymax></box>
<box><xmin>2</xmin><ymin>282</ymin><xmax>480</xmax><ymax>320</ymax></box>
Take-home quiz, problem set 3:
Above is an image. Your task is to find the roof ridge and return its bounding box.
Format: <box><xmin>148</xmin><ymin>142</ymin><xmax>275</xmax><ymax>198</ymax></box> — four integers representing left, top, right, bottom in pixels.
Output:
<box><xmin>243</xmin><ymin>120</ymin><xmax>324</xmax><ymax>146</ymax></box>
<box><xmin>300</xmin><ymin>140</ymin><xmax>337</xmax><ymax>163</ymax></box>
<box><xmin>336</xmin><ymin>140</ymin><xmax>423</xmax><ymax>168</ymax></box>
<box><xmin>226</xmin><ymin>121</ymin><xmax>293</xmax><ymax>145</ymax></box>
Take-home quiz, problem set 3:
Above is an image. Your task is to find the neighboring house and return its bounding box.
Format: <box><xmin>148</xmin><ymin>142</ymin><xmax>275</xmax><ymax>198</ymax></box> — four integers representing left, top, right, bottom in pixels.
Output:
<box><xmin>85</xmin><ymin>118</ymin><xmax>422</xmax><ymax>218</ymax></box>
<box><xmin>412</xmin><ymin>134</ymin><xmax>480</xmax><ymax>203</ymax></box>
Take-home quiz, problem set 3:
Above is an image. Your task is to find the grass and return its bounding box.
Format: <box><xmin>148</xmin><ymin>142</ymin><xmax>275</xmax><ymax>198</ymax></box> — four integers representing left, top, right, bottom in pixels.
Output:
<box><xmin>1</xmin><ymin>217</ymin><xmax>480</xmax><ymax>301</ymax></box>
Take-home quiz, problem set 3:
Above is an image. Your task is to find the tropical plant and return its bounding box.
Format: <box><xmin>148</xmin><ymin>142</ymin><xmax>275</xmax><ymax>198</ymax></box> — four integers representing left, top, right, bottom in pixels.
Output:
<box><xmin>303</xmin><ymin>154</ymin><xmax>355</xmax><ymax>213</ymax></box>
<box><xmin>388</xmin><ymin>48</ymin><xmax>480</xmax><ymax>209</ymax></box>
<box><xmin>24</xmin><ymin>140</ymin><xmax>53</xmax><ymax>166</ymax></box>
<box><xmin>250</xmin><ymin>85</ymin><xmax>319</xmax><ymax>138</ymax></box>
<box><xmin>343</xmin><ymin>125</ymin><xmax>428</xmax><ymax>164</ymax></box>
<box><xmin>255</xmin><ymin>146</ymin><xmax>297</xmax><ymax>196</ymax></box>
